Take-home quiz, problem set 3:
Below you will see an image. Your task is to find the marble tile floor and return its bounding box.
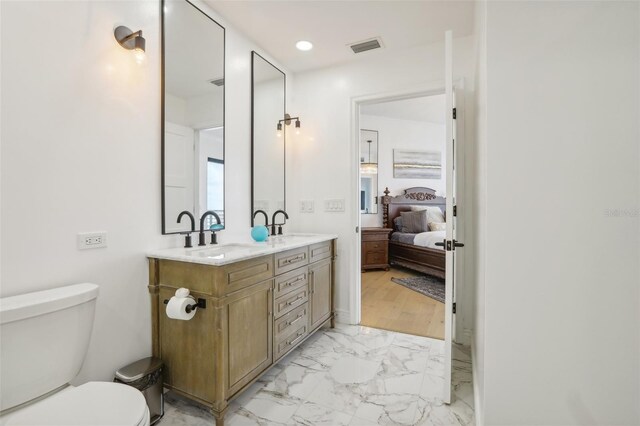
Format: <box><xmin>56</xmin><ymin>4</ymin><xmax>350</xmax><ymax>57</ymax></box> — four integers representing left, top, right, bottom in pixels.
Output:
<box><xmin>159</xmin><ymin>324</ymin><xmax>474</xmax><ymax>426</ymax></box>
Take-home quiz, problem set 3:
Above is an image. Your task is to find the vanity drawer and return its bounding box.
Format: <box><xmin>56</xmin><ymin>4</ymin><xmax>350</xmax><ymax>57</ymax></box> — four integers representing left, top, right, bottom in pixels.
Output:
<box><xmin>222</xmin><ymin>255</ymin><xmax>274</xmax><ymax>295</ymax></box>
<box><xmin>274</xmin><ymin>323</ymin><xmax>308</xmax><ymax>360</ymax></box>
<box><xmin>275</xmin><ymin>247</ymin><xmax>309</xmax><ymax>275</ymax></box>
<box><xmin>274</xmin><ymin>285</ymin><xmax>309</xmax><ymax>319</ymax></box>
<box><xmin>274</xmin><ymin>267</ymin><xmax>308</xmax><ymax>299</ymax></box>
<box><xmin>274</xmin><ymin>303</ymin><xmax>308</xmax><ymax>341</ymax></box>
<box><xmin>309</xmin><ymin>241</ymin><xmax>332</xmax><ymax>264</ymax></box>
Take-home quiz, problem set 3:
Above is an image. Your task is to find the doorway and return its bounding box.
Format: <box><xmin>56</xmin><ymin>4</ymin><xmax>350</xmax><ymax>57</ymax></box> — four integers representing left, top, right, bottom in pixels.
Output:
<box><xmin>357</xmin><ymin>93</ymin><xmax>448</xmax><ymax>340</ymax></box>
<box><xmin>351</xmin><ymin>55</ymin><xmax>464</xmax><ymax>405</ymax></box>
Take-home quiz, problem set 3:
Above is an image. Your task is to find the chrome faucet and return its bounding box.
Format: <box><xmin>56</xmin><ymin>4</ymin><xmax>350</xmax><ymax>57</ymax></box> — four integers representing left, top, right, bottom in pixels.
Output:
<box><xmin>177</xmin><ymin>211</ymin><xmax>195</xmax><ymax>248</ymax></box>
<box><xmin>271</xmin><ymin>210</ymin><xmax>289</xmax><ymax>236</ymax></box>
<box><xmin>253</xmin><ymin>210</ymin><xmax>269</xmax><ymax>227</ymax></box>
<box><xmin>199</xmin><ymin>211</ymin><xmax>221</xmax><ymax>246</ymax></box>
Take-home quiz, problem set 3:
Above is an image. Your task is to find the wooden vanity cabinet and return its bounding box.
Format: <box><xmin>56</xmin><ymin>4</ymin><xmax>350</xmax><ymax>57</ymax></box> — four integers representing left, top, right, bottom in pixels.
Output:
<box><xmin>148</xmin><ymin>239</ymin><xmax>336</xmax><ymax>426</ymax></box>
<box><xmin>310</xmin><ymin>257</ymin><xmax>332</xmax><ymax>330</ymax></box>
<box><xmin>225</xmin><ymin>281</ymin><xmax>273</xmax><ymax>396</ymax></box>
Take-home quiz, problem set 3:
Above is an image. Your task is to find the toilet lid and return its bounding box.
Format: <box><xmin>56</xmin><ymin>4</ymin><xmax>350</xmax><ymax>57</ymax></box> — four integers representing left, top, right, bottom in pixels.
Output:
<box><xmin>4</xmin><ymin>382</ymin><xmax>148</xmax><ymax>426</ymax></box>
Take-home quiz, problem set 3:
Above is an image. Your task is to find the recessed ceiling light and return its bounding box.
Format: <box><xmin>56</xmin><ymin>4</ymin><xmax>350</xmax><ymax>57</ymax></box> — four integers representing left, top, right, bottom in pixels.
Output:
<box><xmin>296</xmin><ymin>40</ymin><xmax>313</xmax><ymax>51</ymax></box>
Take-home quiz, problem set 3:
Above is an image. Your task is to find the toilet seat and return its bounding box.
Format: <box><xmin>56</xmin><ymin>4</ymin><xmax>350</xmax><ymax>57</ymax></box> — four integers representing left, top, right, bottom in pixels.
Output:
<box><xmin>2</xmin><ymin>382</ymin><xmax>149</xmax><ymax>426</ymax></box>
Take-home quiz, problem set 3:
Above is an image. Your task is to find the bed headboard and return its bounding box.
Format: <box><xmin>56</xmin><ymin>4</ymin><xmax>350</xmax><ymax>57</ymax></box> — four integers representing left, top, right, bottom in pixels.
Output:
<box><xmin>382</xmin><ymin>187</ymin><xmax>446</xmax><ymax>229</ymax></box>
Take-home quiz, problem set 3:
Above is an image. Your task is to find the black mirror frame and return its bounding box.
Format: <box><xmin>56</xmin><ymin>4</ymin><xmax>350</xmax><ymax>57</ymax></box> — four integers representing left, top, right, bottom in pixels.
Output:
<box><xmin>250</xmin><ymin>51</ymin><xmax>286</xmax><ymax>227</ymax></box>
<box><xmin>161</xmin><ymin>0</ymin><xmax>226</xmax><ymax>235</ymax></box>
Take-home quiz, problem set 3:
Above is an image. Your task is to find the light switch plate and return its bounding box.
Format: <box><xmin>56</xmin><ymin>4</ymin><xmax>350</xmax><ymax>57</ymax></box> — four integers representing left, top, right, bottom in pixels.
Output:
<box><xmin>77</xmin><ymin>232</ymin><xmax>107</xmax><ymax>250</ymax></box>
<box><xmin>324</xmin><ymin>199</ymin><xmax>345</xmax><ymax>212</ymax></box>
<box><xmin>299</xmin><ymin>200</ymin><xmax>314</xmax><ymax>213</ymax></box>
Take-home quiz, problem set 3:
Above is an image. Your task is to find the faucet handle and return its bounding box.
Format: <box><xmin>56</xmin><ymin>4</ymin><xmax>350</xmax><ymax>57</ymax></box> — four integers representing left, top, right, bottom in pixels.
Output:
<box><xmin>278</xmin><ymin>225</ymin><xmax>283</xmax><ymax>235</ymax></box>
<box><xmin>180</xmin><ymin>232</ymin><xmax>193</xmax><ymax>248</ymax></box>
<box><xmin>210</xmin><ymin>231</ymin><xmax>218</xmax><ymax>245</ymax></box>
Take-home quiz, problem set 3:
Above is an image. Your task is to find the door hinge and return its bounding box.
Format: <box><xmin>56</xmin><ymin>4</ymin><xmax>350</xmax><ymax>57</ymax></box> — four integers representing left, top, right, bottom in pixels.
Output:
<box><xmin>452</xmin><ymin>302</ymin><xmax>456</xmax><ymax>314</ymax></box>
<box><xmin>355</xmin><ymin>226</ymin><xmax>359</xmax><ymax>233</ymax></box>
<box><xmin>452</xmin><ymin>108</ymin><xmax>457</xmax><ymax>119</ymax></box>
<box><xmin>453</xmin><ymin>205</ymin><xmax>457</xmax><ymax>217</ymax></box>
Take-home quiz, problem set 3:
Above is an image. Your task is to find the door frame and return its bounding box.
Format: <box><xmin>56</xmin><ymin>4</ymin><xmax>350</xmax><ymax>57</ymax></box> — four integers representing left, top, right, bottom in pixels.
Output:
<box><xmin>349</xmin><ymin>80</ymin><xmax>466</xmax><ymax>340</ymax></box>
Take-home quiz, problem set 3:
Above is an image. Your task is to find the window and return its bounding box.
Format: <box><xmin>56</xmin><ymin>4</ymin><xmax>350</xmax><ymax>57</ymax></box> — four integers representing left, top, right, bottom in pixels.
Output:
<box><xmin>207</xmin><ymin>158</ymin><xmax>224</xmax><ymax>227</ymax></box>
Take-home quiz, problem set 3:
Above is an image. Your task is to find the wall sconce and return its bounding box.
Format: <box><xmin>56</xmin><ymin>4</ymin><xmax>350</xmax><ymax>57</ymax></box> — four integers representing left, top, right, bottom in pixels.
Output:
<box><xmin>277</xmin><ymin>113</ymin><xmax>302</xmax><ymax>137</ymax></box>
<box><xmin>114</xmin><ymin>26</ymin><xmax>146</xmax><ymax>64</ymax></box>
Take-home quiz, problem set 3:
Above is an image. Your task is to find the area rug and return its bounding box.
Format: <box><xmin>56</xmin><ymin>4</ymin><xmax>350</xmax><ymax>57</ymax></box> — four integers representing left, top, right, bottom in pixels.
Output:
<box><xmin>391</xmin><ymin>275</ymin><xmax>445</xmax><ymax>303</ymax></box>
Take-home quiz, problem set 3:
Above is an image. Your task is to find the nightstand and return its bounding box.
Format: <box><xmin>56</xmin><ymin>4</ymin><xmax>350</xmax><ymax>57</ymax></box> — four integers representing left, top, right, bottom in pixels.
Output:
<box><xmin>361</xmin><ymin>227</ymin><xmax>393</xmax><ymax>271</ymax></box>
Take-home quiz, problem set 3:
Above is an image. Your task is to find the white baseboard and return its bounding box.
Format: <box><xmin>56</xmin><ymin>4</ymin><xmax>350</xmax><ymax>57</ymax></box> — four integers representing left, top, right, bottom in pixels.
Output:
<box><xmin>455</xmin><ymin>328</ymin><xmax>473</xmax><ymax>346</ymax></box>
<box><xmin>334</xmin><ymin>309</ymin><xmax>352</xmax><ymax>324</ymax></box>
<box><xmin>470</xmin><ymin>333</ymin><xmax>483</xmax><ymax>426</ymax></box>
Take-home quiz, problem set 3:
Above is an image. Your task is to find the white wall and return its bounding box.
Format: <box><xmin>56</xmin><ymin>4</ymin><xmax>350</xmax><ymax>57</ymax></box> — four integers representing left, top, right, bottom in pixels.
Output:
<box><xmin>288</xmin><ymin>36</ymin><xmax>476</xmax><ymax>336</ymax></box>
<box><xmin>471</xmin><ymin>0</ymin><xmax>487</xmax><ymax>421</ymax></box>
<box><xmin>165</xmin><ymin>91</ymin><xmax>223</xmax><ymax>129</ymax></box>
<box><xmin>0</xmin><ymin>0</ymin><xmax>289</xmax><ymax>383</ymax></box>
<box><xmin>476</xmin><ymin>1</ymin><xmax>640</xmax><ymax>424</ymax></box>
<box><xmin>360</xmin><ymin>113</ymin><xmax>446</xmax><ymax>228</ymax></box>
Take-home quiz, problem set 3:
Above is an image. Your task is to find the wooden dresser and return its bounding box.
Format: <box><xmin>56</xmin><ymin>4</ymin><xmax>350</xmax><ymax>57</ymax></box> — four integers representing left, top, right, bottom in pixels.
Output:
<box><xmin>361</xmin><ymin>227</ymin><xmax>393</xmax><ymax>271</ymax></box>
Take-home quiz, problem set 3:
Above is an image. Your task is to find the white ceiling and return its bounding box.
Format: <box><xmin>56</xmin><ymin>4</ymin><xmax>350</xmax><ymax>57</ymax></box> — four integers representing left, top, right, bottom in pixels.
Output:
<box><xmin>361</xmin><ymin>94</ymin><xmax>445</xmax><ymax>123</ymax></box>
<box><xmin>206</xmin><ymin>1</ymin><xmax>475</xmax><ymax>73</ymax></box>
<box><xmin>165</xmin><ymin>0</ymin><xmax>224</xmax><ymax>99</ymax></box>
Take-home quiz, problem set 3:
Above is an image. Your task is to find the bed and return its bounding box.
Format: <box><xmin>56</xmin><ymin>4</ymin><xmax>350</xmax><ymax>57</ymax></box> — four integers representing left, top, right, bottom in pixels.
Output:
<box><xmin>382</xmin><ymin>186</ymin><xmax>446</xmax><ymax>279</ymax></box>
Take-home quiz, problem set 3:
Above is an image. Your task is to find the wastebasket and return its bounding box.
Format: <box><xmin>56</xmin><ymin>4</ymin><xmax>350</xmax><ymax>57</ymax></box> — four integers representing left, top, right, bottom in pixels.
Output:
<box><xmin>114</xmin><ymin>357</ymin><xmax>164</xmax><ymax>425</ymax></box>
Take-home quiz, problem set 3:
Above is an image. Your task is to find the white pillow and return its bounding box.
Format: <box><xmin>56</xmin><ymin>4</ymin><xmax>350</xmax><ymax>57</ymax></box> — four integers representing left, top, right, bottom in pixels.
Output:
<box><xmin>428</xmin><ymin>222</ymin><xmax>446</xmax><ymax>231</ymax></box>
<box><xmin>410</xmin><ymin>205</ymin><xmax>445</xmax><ymax>223</ymax></box>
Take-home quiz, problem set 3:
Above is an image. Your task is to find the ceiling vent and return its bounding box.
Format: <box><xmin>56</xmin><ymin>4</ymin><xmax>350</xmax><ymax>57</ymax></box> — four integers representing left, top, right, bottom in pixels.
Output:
<box><xmin>349</xmin><ymin>37</ymin><xmax>383</xmax><ymax>54</ymax></box>
<box><xmin>209</xmin><ymin>78</ymin><xmax>224</xmax><ymax>87</ymax></box>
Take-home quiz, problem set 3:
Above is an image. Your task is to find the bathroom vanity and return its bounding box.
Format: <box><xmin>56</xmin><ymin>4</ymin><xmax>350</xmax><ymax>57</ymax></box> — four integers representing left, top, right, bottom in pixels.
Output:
<box><xmin>147</xmin><ymin>234</ymin><xmax>336</xmax><ymax>425</ymax></box>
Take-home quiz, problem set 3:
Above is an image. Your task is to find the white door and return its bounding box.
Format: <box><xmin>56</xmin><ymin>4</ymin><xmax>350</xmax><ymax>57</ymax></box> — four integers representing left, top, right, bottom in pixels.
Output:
<box><xmin>164</xmin><ymin>122</ymin><xmax>195</xmax><ymax>233</ymax></box>
<box><xmin>443</xmin><ymin>30</ymin><xmax>462</xmax><ymax>404</ymax></box>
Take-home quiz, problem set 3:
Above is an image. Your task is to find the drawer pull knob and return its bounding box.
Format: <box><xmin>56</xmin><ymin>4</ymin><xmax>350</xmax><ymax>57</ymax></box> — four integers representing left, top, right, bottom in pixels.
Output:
<box><xmin>288</xmin><ymin>314</ymin><xmax>304</xmax><ymax>326</ymax></box>
<box><xmin>287</xmin><ymin>332</ymin><xmax>305</xmax><ymax>345</ymax></box>
<box><xmin>284</xmin><ymin>276</ymin><xmax>304</xmax><ymax>287</ymax></box>
<box><xmin>286</xmin><ymin>295</ymin><xmax>304</xmax><ymax>306</ymax></box>
<box><xmin>283</xmin><ymin>255</ymin><xmax>305</xmax><ymax>265</ymax></box>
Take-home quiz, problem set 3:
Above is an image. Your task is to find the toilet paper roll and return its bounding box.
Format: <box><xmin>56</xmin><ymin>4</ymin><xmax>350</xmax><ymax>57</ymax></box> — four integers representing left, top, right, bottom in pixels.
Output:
<box><xmin>166</xmin><ymin>297</ymin><xmax>197</xmax><ymax>320</ymax></box>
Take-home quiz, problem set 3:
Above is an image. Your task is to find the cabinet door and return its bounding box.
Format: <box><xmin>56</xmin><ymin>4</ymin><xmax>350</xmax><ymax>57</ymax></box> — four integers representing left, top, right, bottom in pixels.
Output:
<box><xmin>226</xmin><ymin>280</ymin><xmax>273</xmax><ymax>395</ymax></box>
<box><xmin>158</xmin><ymin>287</ymin><xmax>215</xmax><ymax>404</ymax></box>
<box><xmin>309</xmin><ymin>258</ymin><xmax>332</xmax><ymax>330</ymax></box>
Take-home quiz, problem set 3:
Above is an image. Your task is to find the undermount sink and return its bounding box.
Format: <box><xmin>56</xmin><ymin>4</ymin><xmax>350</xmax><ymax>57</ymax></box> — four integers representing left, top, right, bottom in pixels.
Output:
<box><xmin>188</xmin><ymin>243</ymin><xmax>261</xmax><ymax>258</ymax></box>
<box><xmin>268</xmin><ymin>234</ymin><xmax>313</xmax><ymax>244</ymax></box>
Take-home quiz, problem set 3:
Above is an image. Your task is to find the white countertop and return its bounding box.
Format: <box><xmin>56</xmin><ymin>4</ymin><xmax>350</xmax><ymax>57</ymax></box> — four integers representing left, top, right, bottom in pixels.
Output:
<box><xmin>147</xmin><ymin>233</ymin><xmax>338</xmax><ymax>266</ymax></box>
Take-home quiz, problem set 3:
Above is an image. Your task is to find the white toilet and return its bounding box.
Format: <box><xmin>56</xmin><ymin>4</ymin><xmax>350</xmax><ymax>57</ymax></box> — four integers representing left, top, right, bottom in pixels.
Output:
<box><xmin>0</xmin><ymin>283</ymin><xmax>150</xmax><ymax>426</ymax></box>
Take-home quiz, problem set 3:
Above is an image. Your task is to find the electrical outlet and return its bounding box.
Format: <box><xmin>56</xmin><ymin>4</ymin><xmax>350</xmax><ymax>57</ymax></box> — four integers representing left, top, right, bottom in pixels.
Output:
<box><xmin>77</xmin><ymin>232</ymin><xmax>107</xmax><ymax>250</ymax></box>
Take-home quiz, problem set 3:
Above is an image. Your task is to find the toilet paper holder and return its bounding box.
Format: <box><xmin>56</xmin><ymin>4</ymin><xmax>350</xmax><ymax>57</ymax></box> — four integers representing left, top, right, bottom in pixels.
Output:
<box><xmin>163</xmin><ymin>297</ymin><xmax>206</xmax><ymax>313</ymax></box>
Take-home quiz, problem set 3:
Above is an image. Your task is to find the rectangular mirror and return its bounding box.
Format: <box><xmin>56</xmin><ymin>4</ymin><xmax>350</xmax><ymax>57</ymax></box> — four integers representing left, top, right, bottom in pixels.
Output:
<box><xmin>251</xmin><ymin>52</ymin><xmax>286</xmax><ymax>225</ymax></box>
<box><xmin>162</xmin><ymin>0</ymin><xmax>225</xmax><ymax>234</ymax></box>
<box><xmin>360</xmin><ymin>129</ymin><xmax>379</xmax><ymax>214</ymax></box>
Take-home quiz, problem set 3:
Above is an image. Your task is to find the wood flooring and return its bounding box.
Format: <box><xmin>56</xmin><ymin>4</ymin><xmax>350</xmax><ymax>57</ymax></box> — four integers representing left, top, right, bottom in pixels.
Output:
<box><xmin>361</xmin><ymin>267</ymin><xmax>445</xmax><ymax>340</ymax></box>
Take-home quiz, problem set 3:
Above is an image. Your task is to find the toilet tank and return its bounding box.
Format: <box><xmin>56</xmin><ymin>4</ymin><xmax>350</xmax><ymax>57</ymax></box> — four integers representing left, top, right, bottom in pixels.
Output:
<box><xmin>0</xmin><ymin>283</ymin><xmax>99</xmax><ymax>411</ymax></box>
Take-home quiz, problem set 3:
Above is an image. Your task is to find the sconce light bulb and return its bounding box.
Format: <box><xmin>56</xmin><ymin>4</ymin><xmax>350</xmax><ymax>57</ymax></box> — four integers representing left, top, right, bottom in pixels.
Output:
<box><xmin>277</xmin><ymin>130</ymin><xmax>282</xmax><ymax>138</ymax></box>
<box><xmin>296</xmin><ymin>129</ymin><xmax>300</xmax><ymax>135</ymax></box>
<box><xmin>134</xmin><ymin>48</ymin><xmax>145</xmax><ymax>64</ymax></box>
